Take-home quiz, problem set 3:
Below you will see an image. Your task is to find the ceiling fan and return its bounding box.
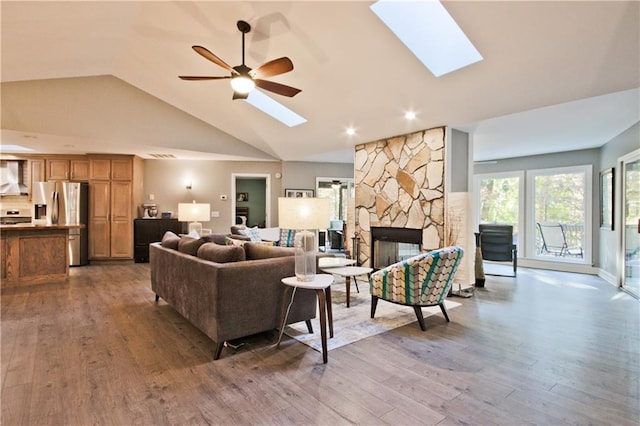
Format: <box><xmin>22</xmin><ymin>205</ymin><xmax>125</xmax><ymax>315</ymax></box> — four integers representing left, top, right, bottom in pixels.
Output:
<box><xmin>179</xmin><ymin>20</ymin><xmax>301</xmax><ymax>100</ymax></box>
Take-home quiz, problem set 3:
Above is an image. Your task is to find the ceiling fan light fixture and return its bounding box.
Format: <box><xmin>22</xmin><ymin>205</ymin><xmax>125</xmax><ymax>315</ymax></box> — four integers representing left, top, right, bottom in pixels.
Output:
<box><xmin>230</xmin><ymin>75</ymin><xmax>255</xmax><ymax>94</ymax></box>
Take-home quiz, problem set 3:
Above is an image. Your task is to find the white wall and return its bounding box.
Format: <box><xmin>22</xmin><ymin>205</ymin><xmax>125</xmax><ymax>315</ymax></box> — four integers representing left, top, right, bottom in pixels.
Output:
<box><xmin>599</xmin><ymin>122</ymin><xmax>639</xmax><ymax>281</ymax></box>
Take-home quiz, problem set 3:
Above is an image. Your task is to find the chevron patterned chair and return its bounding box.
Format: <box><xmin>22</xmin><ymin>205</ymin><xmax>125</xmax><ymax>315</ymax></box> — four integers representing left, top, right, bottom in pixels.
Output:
<box><xmin>369</xmin><ymin>246</ymin><xmax>464</xmax><ymax>331</ymax></box>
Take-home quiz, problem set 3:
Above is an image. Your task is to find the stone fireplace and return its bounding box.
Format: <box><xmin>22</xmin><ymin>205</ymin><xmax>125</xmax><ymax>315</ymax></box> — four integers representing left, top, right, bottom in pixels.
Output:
<box><xmin>354</xmin><ymin>127</ymin><xmax>445</xmax><ymax>268</ymax></box>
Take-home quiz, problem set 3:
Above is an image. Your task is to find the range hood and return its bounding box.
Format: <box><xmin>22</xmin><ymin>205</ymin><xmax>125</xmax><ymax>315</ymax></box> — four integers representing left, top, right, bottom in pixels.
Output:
<box><xmin>0</xmin><ymin>160</ymin><xmax>29</xmax><ymax>196</ymax></box>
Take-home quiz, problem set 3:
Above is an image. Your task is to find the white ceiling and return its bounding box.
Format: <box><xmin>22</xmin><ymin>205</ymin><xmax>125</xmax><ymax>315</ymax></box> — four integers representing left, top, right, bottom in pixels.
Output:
<box><xmin>1</xmin><ymin>1</ymin><xmax>638</xmax><ymax>163</ymax></box>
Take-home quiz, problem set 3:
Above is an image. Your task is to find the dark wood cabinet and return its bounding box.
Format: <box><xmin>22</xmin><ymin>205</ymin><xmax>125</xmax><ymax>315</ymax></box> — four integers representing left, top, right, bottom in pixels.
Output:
<box><xmin>134</xmin><ymin>218</ymin><xmax>183</xmax><ymax>263</ymax></box>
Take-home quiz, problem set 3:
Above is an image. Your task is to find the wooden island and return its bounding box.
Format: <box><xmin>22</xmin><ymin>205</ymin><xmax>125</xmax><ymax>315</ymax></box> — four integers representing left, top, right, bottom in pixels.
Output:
<box><xmin>1</xmin><ymin>224</ymin><xmax>82</xmax><ymax>287</ymax></box>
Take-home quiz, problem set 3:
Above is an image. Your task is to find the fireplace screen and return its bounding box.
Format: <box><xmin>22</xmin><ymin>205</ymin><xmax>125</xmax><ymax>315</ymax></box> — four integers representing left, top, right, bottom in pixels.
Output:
<box><xmin>371</xmin><ymin>227</ymin><xmax>423</xmax><ymax>270</ymax></box>
<box><xmin>374</xmin><ymin>241</ymin><xmax>421</xmax><ymax>269</ymax></box>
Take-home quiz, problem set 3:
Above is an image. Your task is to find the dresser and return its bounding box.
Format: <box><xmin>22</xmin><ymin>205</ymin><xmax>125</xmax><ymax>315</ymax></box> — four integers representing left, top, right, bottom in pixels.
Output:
<box><xmin>134</xmin><ymin>218</ymin><xmax>183</xmax><ymax>263</ymax></box>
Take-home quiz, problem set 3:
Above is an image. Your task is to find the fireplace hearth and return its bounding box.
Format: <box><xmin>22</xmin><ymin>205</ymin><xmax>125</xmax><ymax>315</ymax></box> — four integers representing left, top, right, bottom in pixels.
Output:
<box><xmin>371</xmin><ymin>227</ymin><xmax>422</xmax><ymax>269</ymax></box>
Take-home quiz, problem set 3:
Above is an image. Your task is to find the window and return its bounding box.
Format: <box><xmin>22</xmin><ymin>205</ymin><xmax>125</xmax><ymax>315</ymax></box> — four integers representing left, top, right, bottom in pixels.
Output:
<box><xmin>528</xmin><ymin>166</ymin><xmax>592</xmax><ymax>263</ymax></box>
<box><xmin>474</xmin><ymin>172</ymin><xmax>523</xmax><ymax>251</ymax></box>
<box><xmin>475</xmin><ymin>166</ymin><xmax>592</xmax><ymax>265</ymax></box>
<box><xmin>316</xmin><ymin>178</ymin><xmax>354</xmax><ymax>221</ymax></box>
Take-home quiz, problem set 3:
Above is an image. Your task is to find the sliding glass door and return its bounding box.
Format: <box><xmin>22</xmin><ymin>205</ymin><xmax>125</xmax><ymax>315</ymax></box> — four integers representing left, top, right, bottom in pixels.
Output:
<box><xmin>622</xmin><ymin>151</ymin><xmax>640</xmax><ymax>297</ymax></box>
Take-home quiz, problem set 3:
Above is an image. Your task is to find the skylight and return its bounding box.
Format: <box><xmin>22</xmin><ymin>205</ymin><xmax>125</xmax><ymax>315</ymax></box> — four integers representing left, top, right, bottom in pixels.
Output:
<box><xmin>245</xmin><ymin>90</ymin><xmax>307</xmax><ymax>127</ymax></box>
<box><xmin>0</xmin><ymin>144</ymin><xmax>34</xmax><ymax>152</ymax></box>
<box><xmin>370</xmin><ymin>0</ymin><xmax>483</xmax><ymax>77</ymax></box>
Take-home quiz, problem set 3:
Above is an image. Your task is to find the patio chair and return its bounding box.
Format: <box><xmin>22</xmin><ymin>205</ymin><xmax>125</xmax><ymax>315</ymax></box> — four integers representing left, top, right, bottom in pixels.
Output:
<box><xmin>369</xmin><ymin>246</ymin><xmax>464</xmax><ymax>331</ymax></box>
<box><xmin>537</xmin><ymin>222</ymin><xmax>583</xmax><ymax>257</ymax></box>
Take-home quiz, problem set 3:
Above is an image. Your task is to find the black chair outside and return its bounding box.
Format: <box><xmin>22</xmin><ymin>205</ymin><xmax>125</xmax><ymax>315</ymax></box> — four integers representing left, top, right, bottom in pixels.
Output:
<box><xmin>478</xmin><ymin>224</ymin><xmax>517</xmax><ymax>277</ymax></box>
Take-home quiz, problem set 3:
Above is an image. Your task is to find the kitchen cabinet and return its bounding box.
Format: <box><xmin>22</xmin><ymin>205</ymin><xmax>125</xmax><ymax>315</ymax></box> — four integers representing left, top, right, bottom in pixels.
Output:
<box><xmin>88</xmin><ymin>155</ymin><xmax>143</xmax><ymax>260</ymax></box>
<box><xmin>134</xmin><ymin>219</ymin><xmax>183</xmax><ymax>262</ymax></box>
<box><xmin>29</xmin><ymin>159</ymin><xmax>45</xmax><ymax>198</ymax></box>
<box><xmin>70</xmin><ymin>160</ymin><xmax>89</xmax><ymax>181</ymax></box>
<box><xmin>46</xmin><ymin>158</ymin><xmax>89</xmax><ymax>181</ymax></box>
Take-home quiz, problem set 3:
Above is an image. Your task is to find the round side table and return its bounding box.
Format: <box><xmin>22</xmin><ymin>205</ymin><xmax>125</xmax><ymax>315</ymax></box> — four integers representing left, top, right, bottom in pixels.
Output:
<box><xmin>277</xmin><ymin>274</ymin><xmax>334</xmax><ymax>364</ymax></box>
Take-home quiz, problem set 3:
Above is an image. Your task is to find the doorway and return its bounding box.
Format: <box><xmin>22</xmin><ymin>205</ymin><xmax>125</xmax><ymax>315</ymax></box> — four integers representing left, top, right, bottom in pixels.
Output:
<box><xmin>232</xmin><ymin>174</ymin><xmax>271</xmax><ymax>228</ymax></box>
<box><xmin>316</xmin><ymin>177</ymin><xmax>354</xmax><ymax>252</ymax></box>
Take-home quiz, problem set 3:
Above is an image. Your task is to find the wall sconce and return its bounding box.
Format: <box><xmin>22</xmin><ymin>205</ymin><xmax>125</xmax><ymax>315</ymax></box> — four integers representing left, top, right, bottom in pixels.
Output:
<box><xmin>186</xmin><ymin>180</ymin><xmax>192</xmax><ymax>190</ymax></box>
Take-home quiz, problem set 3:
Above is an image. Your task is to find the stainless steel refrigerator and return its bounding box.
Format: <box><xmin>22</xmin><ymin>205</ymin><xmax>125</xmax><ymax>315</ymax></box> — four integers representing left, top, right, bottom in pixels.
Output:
<box><xmin>32</xmin><ymin>181</ymin><xmax>89</xmax><ymax>266</ymax></box>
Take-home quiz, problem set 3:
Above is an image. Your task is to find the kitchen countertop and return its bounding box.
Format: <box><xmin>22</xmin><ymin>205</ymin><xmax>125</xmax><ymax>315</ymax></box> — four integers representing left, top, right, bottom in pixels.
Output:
<box><xmin>0</xmin><ymin>223</ymin><xmax>84</xmax><ymax>231</ymax></box>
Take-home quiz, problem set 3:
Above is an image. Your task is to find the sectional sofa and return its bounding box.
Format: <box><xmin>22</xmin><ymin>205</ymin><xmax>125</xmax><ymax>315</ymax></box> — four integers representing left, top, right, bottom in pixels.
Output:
<box><xmin>150</xmin><ymin>232</ymin><xmax>317</xmax><ymax>359</ymax></box>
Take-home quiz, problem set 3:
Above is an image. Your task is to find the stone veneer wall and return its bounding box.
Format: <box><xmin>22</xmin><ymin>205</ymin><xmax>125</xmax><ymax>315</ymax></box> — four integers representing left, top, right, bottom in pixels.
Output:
<box><xmin>354</xmin><ymin>127</ymin><xmax>446</xmax><ymax>267</ymax></box>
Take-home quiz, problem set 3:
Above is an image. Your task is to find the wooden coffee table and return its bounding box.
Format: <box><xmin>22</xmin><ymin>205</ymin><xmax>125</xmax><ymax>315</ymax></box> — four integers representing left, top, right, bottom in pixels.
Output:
<box><xmin>320</xmin><ymin>266</ymin><xmax>373</xmax><ymax>308</ymax></box>
<box><xmin>318</xmin><ymin>256</ymin><xmax>356</xmax><ymax>269</ymax></box>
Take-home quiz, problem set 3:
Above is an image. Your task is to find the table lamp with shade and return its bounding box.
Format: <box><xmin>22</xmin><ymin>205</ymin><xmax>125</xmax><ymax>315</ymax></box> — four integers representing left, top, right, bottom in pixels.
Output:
<box><xmin>278</xmin><ymin>197</ymin><xmax>331</xmax><ymax>282</ymax></box>
<box><xmin>178</xmin><ymin>201</ymin><xmax>210</xmax><ymax>235</ymax></box>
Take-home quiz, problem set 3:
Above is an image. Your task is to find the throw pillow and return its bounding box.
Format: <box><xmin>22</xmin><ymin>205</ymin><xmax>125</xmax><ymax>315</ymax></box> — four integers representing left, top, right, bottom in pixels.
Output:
<box><xmin>161</xmin><ymin>231</ymin><xmax>180</xmax><ymax>250</ymax></box>
<box><xmin>240</xmin><ymin>226</ymin><xmax>262</xmax><ymax>242</ymax></box>
<box><xmin>178</xmin><ymin>236</ymin><xmax>207</xmax><ymax>256</ymax></box>
<box><xmin>279</xmin><ymin>228</ymin><xmax>296</xmax><ymax>247</ymax></box>
<box><xmin>245</xmin><ymin>243</ymin><xmax>296</xmax><ymax>260</ymax></box>
<box><xmin>197</xmin><ymin>242</ymin><xmax>246</xmax><ymax>263</ymax></box>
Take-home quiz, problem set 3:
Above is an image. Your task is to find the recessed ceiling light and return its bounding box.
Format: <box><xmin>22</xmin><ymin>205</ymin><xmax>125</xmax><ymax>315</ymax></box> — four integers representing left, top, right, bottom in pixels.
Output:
<box><xmin>404</xmin><ymin>111</ymin><xmax>416</xmax><ymax>120</ymax></box>
<box><xmin>245</xmin><ymin>90</ymin><xmax>306</xmax><ymax>127</ymax></box>
<box><xmin>346</xmin><ymin>127</ymin><xmax>356</xmax><ymax>136</ymax></box>
<box><xmin>371</xmin><ymin>0</ymin><xmax>483</xmax><ymax>77</ymax></box>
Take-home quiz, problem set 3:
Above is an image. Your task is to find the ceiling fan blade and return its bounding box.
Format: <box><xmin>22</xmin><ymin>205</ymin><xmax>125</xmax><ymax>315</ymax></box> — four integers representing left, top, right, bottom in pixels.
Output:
<box><xmin>232</xmin><ymin>91</ymin><xmax>249</xmax><ymax>100</ymax></box>
<box><xmin>179</xmin><ymin>76</ymin><xmax>231</xmax><ymax>80</ymax></box>
<box><xmin>250</xmin><ymin>57</ymin><xmax>294</xmax><ymax>79</ymax></box>
<box><xmin>192</xmin><ymin>45</ymin><xmax>235</xmax><ymax>73</ymax></box>
<box><xmin>254</xmin><ymin>79</ymin><xmax>301</xmax><ymax>97</ymax></box>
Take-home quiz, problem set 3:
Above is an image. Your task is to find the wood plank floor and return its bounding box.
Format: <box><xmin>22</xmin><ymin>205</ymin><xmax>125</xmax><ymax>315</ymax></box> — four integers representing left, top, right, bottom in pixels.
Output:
<box><xmin>2</xmin><ymin>263</ymin><xmax>638</xmax><ymax>425</ymax></box>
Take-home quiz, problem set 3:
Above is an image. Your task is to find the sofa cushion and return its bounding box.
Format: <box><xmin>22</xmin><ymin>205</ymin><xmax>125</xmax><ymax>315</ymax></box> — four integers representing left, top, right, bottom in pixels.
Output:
<box><xmin>197</xmin><ymin>242</ymin><xmax>246</xmax><ymax>263</ymax></box>
<box><xmin>278</xmin><ymin>228</ymin><xmax>297</xmax><ymax>247</ymax></box>
<box><xmin>230</xmin><ymin>225</ymin><xmax>246</xmax><ymax>235</ymax></box>
<box><xmin>201</xmin><ymin>233</ymin><xmax>230</xmax><ymax>245</ymax></box>
<box><xmin>225</xmin><ymin>236</ymin><xmax>246</xmax><ymax>247</ymax></box>
<box><xmin>245</xmin><ymin>243</ymin><xmax>296</xmax><ymax>260</ymax></box>
<box><xmin>161</xmin><ymin>231</ymin><xmax>181</xmax><ymax>250</ymax></box>
<box><xmin>239</xmin><ymin>226</ymin><xmax>262</xmax><ymax>242</ymax></box>
<box><xmin>178</xmin><ymin>236</ymin><xmax>207</xmax><ymax>256</ymax></box>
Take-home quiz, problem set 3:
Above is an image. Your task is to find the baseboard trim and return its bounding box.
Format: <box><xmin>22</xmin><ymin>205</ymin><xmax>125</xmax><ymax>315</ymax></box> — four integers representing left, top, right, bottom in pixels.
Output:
<box><xmin>597</xmin><ymin>269</ymin><xmax>618</xmax><ymax>287</ymax></box>
<box><xmin>517</xmin><ymin>258</ymin><xmax>598</xmax><ymax>275</ymax></box>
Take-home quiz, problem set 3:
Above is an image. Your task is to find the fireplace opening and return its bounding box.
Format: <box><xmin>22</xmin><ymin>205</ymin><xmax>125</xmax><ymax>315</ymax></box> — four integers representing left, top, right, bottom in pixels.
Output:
<box><xmin>371</xmin><ymin>227</ymin><xmax>422</xmax><ymax>269</ymax></box>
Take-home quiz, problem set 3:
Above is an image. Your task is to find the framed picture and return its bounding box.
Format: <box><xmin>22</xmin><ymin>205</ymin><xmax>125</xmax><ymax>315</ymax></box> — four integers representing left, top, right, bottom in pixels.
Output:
<box><xmin>600</xmin><ymin>168</ymin><xmax>614</xmax><ymax>230</ymax></box>
<box><xmin>237</xmin><ymin>192</ymin><xmax>249</xmax><ymax>202</ymax></box>
<box><xmin>285</xmin><ymin>189</ymin><xmax>314</xmax><ymax>198</ymax></box>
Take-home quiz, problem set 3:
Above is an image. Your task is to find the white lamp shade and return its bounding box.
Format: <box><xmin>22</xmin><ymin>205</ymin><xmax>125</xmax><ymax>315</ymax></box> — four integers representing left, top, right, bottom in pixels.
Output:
<box><xmin>178</xmin><ymin>203</ymin><xmax>210</xmax><ymax>222</ymax></box>
<box><xmin>278</xmin><ymin>197</ymin><xmax>331</xmax><ymax>230</ymax></box>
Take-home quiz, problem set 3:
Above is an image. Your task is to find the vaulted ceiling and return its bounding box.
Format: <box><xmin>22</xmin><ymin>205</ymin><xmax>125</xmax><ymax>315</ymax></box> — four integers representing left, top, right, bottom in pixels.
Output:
<box><xmin>1</xmin><ymin>1</ymin><xmax>638</xmax><ymax>162</ymax></box>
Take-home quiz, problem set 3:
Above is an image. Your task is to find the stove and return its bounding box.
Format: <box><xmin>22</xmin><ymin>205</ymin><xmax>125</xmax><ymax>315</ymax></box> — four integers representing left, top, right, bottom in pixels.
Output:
<box><xmin>0</xmin><ymin>208</ymin><xmax>32</xmax><ymax>225</ymax></box>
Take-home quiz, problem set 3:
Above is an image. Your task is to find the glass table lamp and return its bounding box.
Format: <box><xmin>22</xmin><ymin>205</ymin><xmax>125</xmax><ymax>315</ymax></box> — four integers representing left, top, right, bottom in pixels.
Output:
<box><xmin>279</xmin><ymin>197</ymin><xmax>331</xmax><ymax>281</ymax></box>
<box><xmin>178</xmin><ymin>201</ymin><xmax>210</xmax><ymax>235</ymax></box>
